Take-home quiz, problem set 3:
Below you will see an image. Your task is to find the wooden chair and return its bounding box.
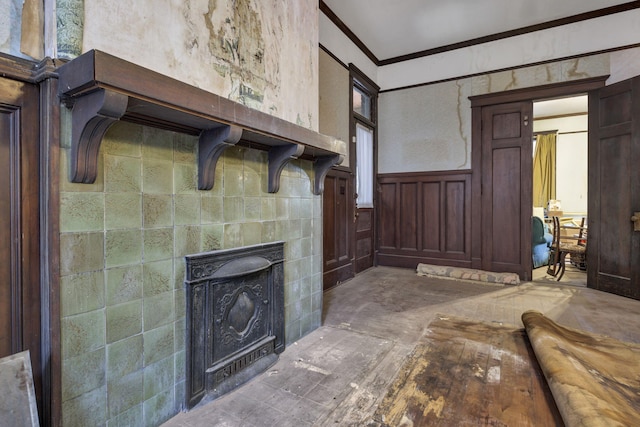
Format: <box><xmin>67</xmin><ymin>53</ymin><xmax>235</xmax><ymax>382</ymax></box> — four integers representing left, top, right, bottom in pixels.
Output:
<box><xmin>546</xmin><ymin>216</ymin><xmax>587</xmax><ymax>281</ymax></box>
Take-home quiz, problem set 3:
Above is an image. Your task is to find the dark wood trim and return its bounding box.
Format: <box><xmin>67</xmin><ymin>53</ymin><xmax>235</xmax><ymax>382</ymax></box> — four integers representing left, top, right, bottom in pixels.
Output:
<box><xmin>379</xmin><ymin>1</ymin><xmax>640</xmax><ymax>66</ymax></box>
<box><xmin>40</xmin><ymin>75</ymin><xmax>61</xmax><ymax>427</ymax></box>
<box><xmin>380</xmin><ymin>45</ymin><xmax>639</xmax><ymax>94</ymax></box>
<box><xmin>380</xmin><ymin>170</ymin><xmax>472</xmax><ymax>180</ymax></box>
<box><xmin>319</xmin><ymin>44</ymin><xmax>348</xmax><ymax>70</ymax></box>
<box><xmin>57</xmin><ymin>50</ymin><xmax>346</xmax><ymax>190</ymax></box>
<box><xmin>319</xmin><ymin>1</ymin><xmax>379</xmax><ymax>65</ymax></box>
<box><xmin>320</xmin><ymin>0</ymin><xmax>640</xmax><ymax>68</ymax></box>
<box><xmin>470</xmin><ymin>76</ymin><xmax>608</xmax><ymax>107</ymax></box>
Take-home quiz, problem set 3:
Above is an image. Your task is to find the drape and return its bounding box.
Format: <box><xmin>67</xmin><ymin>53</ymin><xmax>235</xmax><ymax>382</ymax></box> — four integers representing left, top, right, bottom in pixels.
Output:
<box><xmin>355</xmin><ymin>123</ymin><xmax>374</xmax><ymax>208</ymax></box>
<box><xmin>533</xmin><ymin>132</ymin><xmax>556</xmax><ymax>208</ymax></box>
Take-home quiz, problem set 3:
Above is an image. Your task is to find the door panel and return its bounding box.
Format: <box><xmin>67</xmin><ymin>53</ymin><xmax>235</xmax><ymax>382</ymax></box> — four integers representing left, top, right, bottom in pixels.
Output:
<box><xmin>354</xmin><ymin>123</ymin><xmax>375</xmax><ymax>273</ymax></box>
<box><xmin>0</xmin><ymin>77</ymin><xmax>42</xmax><ymax>415</ymax></box>
<box><xmin>588</xmin><ymin>76</ymin><xmax>640</xmax><ymax>298</ymax></box>
<box><xmin>322</xmin><ymin>170</ymin><xmax>354</xmax><ymax>290</ymax></box>
<box><xmin>481</xmin><ymin>101</ymin><xmax>533</xmax><ymax>280</ymax></box>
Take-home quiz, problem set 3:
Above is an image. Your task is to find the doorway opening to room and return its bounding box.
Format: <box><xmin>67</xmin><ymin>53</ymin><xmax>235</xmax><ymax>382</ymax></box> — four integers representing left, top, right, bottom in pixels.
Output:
<box><xmin>531</xmin><ymin>95</ymin><xmax>588</xmax><ymax>286</ymax></box>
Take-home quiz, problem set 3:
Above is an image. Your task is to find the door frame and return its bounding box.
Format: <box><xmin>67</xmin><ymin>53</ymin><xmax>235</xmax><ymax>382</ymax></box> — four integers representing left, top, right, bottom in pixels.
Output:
<box><xmin>470</xmin><ymin>76</ymin><xmax>608</xmax><ymax>278</ymax></box>
<box><xmin>0</xmin><ymin>52</ymin><xmax>62</xmax><ymax>426</ymax></box>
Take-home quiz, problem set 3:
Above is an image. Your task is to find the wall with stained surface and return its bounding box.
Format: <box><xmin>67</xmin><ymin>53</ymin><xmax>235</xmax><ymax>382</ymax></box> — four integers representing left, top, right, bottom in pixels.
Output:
<box><xmin>378</xmin><ymin>52</ymin><xmax>612</xmax><ymax>173</ymax></box>
<box><xmin>64</xmin><ymin>0</ymin><xmax>319</xmax><ymax>131</ymax></box>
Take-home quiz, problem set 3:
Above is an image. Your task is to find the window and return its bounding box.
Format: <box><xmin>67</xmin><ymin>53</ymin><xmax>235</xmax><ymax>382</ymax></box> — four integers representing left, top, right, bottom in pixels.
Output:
<box><xmin>353</xmin><ymin>84</ymin><xmax>372</xmax><ymax>120</ymax></box>
<box><xmin>355</xmin><ymin>123</ymin><xmax>374</xmax><ymax>208</ymax></box>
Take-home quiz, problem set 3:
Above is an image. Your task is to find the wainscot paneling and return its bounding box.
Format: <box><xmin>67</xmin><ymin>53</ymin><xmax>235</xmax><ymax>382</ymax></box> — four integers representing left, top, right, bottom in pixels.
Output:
<box><xmin>378</xmin><ymin>170</ymin><xmax>472</xmax><ymax>269</ymax></box>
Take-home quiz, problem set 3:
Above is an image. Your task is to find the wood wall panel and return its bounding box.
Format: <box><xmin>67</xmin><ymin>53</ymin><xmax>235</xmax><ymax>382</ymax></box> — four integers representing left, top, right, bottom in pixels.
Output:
<box><xmin>378</xmin><ymin>171</ymin><xmax>471</xmax><ymax>268</ymax></box>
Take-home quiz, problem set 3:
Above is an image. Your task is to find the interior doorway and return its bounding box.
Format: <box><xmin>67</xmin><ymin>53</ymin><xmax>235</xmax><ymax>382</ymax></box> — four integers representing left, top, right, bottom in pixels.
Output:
<box><xmin>531</xmin><ymin>95</ymin><xmax>589</xmax><ymax>286</ymax></box>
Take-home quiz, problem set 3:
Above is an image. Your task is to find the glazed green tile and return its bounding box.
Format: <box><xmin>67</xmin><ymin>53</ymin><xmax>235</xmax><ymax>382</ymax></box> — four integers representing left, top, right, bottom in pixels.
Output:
<box><xmin>174</xmin><ymin>163</ymin><xmax>197</xmax><ymax>194</ymax></box>
<box><xmin>288</xmin><ymin>219</ymin><xmax>303</xmax><ymax>239</ymax></box>
<box><xmin>286</xmin><ymin>259</ymin><xmax>302</xmax><ymax>283</ymax></box>
<box><xmin>143</xmin><ymin>323</ymin><xmax>174</xmax><ymax>366</ymax></box>
<box><xmin>105</xmin><ymin>229</ymin><xmax>142</xmax><ymax>268</ymax></box>
<box><xmin>173</xmin><ymin>133</ymin><xmax>197</xmax><ymax>164</ymax></box>
<box><xmin>61</xmin><ymin>271</ymin><xmax>105</xmax><ymax>316</ymax></box>
<box><xmin>289</xmin><ymin>198</ymin><xmax>301</xmax><ymax>220</ymax></box>
<box><xmin>173</xmin><ymin>259</ymin><xmax>186</xmax><ymax>290</ymax></box>
<box><xmin>243</xmin><ymin>165</ymin><xmax>262</xmax><ymax>196</ymax></box>
<box><xmin>143</xmin><ymin>194</ymin><xmax>173</xmax><ymax>228</ymax></box>
<box><xmin>300</xmin><ymin>199</ymin><xmax>313</xmax><ymax>219</ymax></box>
<box><xmin>311</xmin><ymin>290</ymin><xmax>322</xmax><ymax>313</ymax></box>
<box><xmin>142</xmin><ymin>127</ymin><xmax>173</xmax><ymax>161</ymax></box>
<box><xmin>241</xmin><ymin>222</ymin><xmax>262</xmax><ymax>246</ymax></box>
<box><xmin>61</xmin><ymin>310</ymin><xmax>105</xmax><ymax>359</ymax></box>
<box><xmin>244</xmin><ymin>197</ymin><xmax>261</xmax><ymax>221</ymax></box>
<box><xmin>261</xmin><ymin>198</ymin><xmax>276</xmax><ymax>220</ymax></box>
<box><xmin>223</xmin><ymin>223</ymin><xmax>242</xmax><ymax>249</ymax></box>
<box><xmin>59</xmin><ymin>146</ymin><xmax>105</xmax><ymax>193</ymax></box>
<box><xmin>287</xmin><ymin>238</ymin><xmax>302</xmax><ymax>261</ymax></box>
<box><xmin>174</xmin><ymin>194</ymin><xmax>201</xmax><ymax>225</ymax></box>
<box><xmin>276</xmin><ymin>198</ymin><xmax>289</xmax><ymax>219</ymax></box>
<box><xmin>60</xmin><ymin>192</ymin><xmax>104</xmax><ymax>232</ymax></box>
<box><xmin>105</xmin><ymin>193</ymin><xmax>142</xmax><ymax>230</ymax></box>
<box><xmin>143</xmin><ymin>260</ymin><xmax>173</xmax><ymax>297</ymax></box>
<box><xmin>142</xmin><ymin>158</ymin><xmax>174</xmax><ymax>194</ymax></box>
<box><xmin>174</xmin><ymin>226</ymin><xmax>201</xmax><ymax>257</ymax></box>
<box><xmin>62</xmin><ymin>385</ymin><xmax>107</xmax><ymax>427</ymax></box>
<box><xmin>106</xmin><ymin>265</ymin><xmax>142</xmax><ymax>306</ymax></box>
<box><xmin>60</xmin><ymin>232</ymin><xmax>104</xmax><ymax>276</ymax></box>
<box><xmin>62</xmin><ymin>348</ymin><xmax>106</xmax><ymax>401</ymax></box>
<box><xmin>174</xmin><ymin>316</ymin><xmax>186</xmax><ymax>351</ymax></box>
<box><xmin>174</xmin><ymin>381</ymin><xmax>185</xmax><ymax>414</ymax></box>
<box><xmin>143</xmin><ymin>228</ymin><xmax>174</xmax><ymax>262</ymax></box>
<box><xmin>223</xmin><ymin>165</ymin><xmax>244</xmax><ymax>196</ymax></box>
<box><xmin>300</xmin><ymin>237</ymin><xmax>312</xmax><ymax>258</ymax></box>
<box><xmin>300</xmin><ymin>312</ymin><xmax>313</xmax><ymax>337</ymax></box>
<box><xmin>285</xmin><ymin>319</ymin><xmax>300</xmax><ymax>345</ymax></box>
<box><xmin>107</xmin><ymin>334</ymin><xmax>143</xmax><ymax>378</ymax></box>
<box><xmin>223</xmin><ymin>146</ymin><xmax>244</xmax><ymax>166</ymax></box>
<box><xmin>313</xmin><ymin>197</ymin><xmax>322</xmax><ymax>219</ymax></box>
<box><xmin>284</xmin><ymin>280</ymin><xmax>301</xmax><ymax>305</ymax></box>
<box><xmin>201</xmin><ymin>224</ymin><xmax>223</xmax><ymax>251</ymax></box>
<box><xmin>106</xmin><ymin>403</ymin><xmax>142</xmax><ymax>427</ymax></box>
<box><xmin>106</xmin><ymin>300</ymin><xmax>142</xmax><ymax>344</ymax></box>
<box><xmin>201</xmin><ymin>195</ymin><xmax>223</xmax><ymax>223</ymax></box>
<box><xmin>300</xmin><ymin>276</ymin><xmax>312</xmax><ymax>300</ymax></box>
<box><xmin>104</xmin><ymin>154</ymin><xmax>142</xmax><ymax>193</ymax></box>
<box><xmin>107</xmin><ymin>371</ymin><xmax>143</xmax><ymax>419</ymax></box>
<box><xmin>174</xmin><ymin>350</ymin><xmax>185</xmax><ymax>382</ymax></box>
<box><xmin>261</xmin><ymin>221</ymin><xmax>276</xmax><ymax>243</ymax></box>
<box><xmin>143</xmin><ymin>356</ymin><xmax>174</xmax><ymax>400</ymax></box>
<box><xmin>142</xmin><ymin>387</ymin><xmax>175</xmax><ymax>427</ymax></box>
<box><xmin>143</xmin><ymin>292</ymin><xmax>174</xmax><ymax>331</ymax></box>
<box><xmin>299</xmin><ymin>257</ymin><xmax>313</xmax><ymax>282</ymax></box>
<box><xmin>223</xmin><ymin>196</ymin><xmax>244</xmax><ymax>222</ymax></box>
<box><xmin>102</xmin><ymin>122</ymin><xmax>143</xmax><ymax>157</ymax></box>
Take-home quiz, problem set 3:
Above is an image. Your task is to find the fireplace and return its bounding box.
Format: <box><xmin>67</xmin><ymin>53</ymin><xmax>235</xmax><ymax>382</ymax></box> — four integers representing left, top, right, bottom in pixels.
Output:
<box><xmin>184</xmin><ymin>242</ymin><xmax>285</xmax><ymax>409</ymax></box>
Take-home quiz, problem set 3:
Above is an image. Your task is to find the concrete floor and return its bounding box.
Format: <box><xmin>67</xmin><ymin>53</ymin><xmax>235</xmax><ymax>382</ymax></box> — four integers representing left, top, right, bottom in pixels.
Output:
<box><xmin>163</xmin><ymin>266</ymin><xmax>640</xmax><ymax>426</ymax></box>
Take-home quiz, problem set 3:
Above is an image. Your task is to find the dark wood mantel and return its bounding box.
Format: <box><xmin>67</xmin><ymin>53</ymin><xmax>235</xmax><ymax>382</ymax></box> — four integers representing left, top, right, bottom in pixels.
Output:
<box><xmin>57</xmin><ymin>49</ymin><xmax>345</xmax><ymax>194</ymax></box>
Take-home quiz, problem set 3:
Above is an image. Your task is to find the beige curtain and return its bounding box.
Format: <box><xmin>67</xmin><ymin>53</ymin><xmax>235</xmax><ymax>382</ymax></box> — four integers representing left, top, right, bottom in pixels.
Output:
<box><xmin>533</xmin><ymin>132</ymin><xmax>556</xmax><ymax>207</ymax></box>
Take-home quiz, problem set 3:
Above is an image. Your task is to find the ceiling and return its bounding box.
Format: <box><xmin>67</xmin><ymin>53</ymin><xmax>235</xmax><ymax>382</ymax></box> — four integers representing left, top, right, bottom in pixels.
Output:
<box><xmin>322</xmin><ymin>0</ymin><xmax>634</xmax><ymax>63</ymax></box>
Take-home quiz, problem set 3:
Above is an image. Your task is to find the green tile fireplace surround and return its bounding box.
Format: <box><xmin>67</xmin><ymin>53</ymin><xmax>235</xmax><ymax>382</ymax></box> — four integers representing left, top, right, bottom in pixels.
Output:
<box><xmin>58</xmin><ymin>51</ymin><xmax>345</xmax><ymax>426</ymax></box>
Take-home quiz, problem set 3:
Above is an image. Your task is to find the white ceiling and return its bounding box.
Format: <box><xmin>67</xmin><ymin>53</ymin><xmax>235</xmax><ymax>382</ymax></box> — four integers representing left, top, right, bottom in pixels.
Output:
<box><xmin>322</xmin><ymin>0</ymin><xmax>632</xmax><ymax>61</ymax></box>
<box><xmin>533</xmin><ymin>95</ymin><xmax>588</xmax><ymax>118</ymax></box>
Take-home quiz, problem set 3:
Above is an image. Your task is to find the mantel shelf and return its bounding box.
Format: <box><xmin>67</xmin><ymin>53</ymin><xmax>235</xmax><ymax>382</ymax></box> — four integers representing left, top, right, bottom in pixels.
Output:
<box><xmin>57</xmin><ymin>50</ymin><xmax>345</xmax><ymax>194</ymax></box>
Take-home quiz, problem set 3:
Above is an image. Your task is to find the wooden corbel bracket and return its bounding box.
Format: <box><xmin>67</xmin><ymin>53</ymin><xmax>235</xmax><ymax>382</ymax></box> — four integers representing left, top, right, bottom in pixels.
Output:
<box><xmin>68</xmin><ymin>89</ymin><xmax>128</xmax><ymax>183</ymax></box>
<box><xmin>268</xmin><ymin>144</ymin><xmax>305</xmax><ymax>193</ymax></box>
<box><xmin>198</xmin><ymin>125</ymin><xmax>243</xmax><ymax>190</ymax></box>
<box><xmin>313</xmin><ymin>154</ymin><xmax>344</xmax><ymax>195</ymax></box>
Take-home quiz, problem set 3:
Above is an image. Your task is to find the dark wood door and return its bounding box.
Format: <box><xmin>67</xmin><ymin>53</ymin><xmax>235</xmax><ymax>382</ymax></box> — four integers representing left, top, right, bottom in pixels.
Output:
<box><xmin>588</xmin><ymin>76</ymin><xmax>640</xmax><ymax>299</ymax></box>
<box><xmin>481</xmin><ymin>101</ymin><xmax>533</xmax><ymax>280</ymax></box>
<box><xmin>322</xmin><ymin>169</ymin><xmax>354</xmax><ymax>290</ymax></box>
<box><xmin>0</xmin><ymin>77</ymin><xmax>42</xmax><ymax>414</ymax></box>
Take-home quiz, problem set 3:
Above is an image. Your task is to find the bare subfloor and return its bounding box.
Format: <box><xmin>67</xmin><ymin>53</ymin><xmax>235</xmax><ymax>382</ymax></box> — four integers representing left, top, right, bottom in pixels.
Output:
<box><xmin>163</xmin><ymin>266</ymin><xmax>640</xmax><ymax>426</ymax></box>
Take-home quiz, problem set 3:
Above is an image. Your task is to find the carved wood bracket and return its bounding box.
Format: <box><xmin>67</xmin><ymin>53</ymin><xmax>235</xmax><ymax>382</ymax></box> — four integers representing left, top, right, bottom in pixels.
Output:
<box><xmin>57</xmin><ymin>50</ymin><xmax>346</xmax><ymax>193</ymax></box>
<box><xmin>313</xmin><ymin>154</ymin><xmax>344</xmax><ymax>195</ymax></box>
<box><xmin>198</xmin><ymin>125</ymin><xmax>243</xmax><ymax>190</ymax></box>
<box><xmin>268</xmin><ymin>144</ymin><xmax>304</xmax><ymax>193</ymax></box>
<box><xmin>69</xmin><ymin>89</ymin><xmax>128</xmax><ymax>183</ymax></box>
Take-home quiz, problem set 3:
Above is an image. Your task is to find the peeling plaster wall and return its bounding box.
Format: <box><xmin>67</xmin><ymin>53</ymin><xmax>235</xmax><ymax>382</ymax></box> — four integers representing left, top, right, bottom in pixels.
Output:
<box><xmin>1</xmin><ymin>0</ymin><xmax>43</xmax><ymax>58</ymax></box>
<box><xmin>378</xmin><ymin>52</ymin><xmax>611</xmax><ymax>174</ymax></box>
<box><xmin>73</xmin><ymin>0</ymin><xmax>319</xmax><ymax>130</ymax></box>
<box><xmin>319</xmin><ymin>49</ymin><xmax>350</xmax><ymax>167</ymax></box>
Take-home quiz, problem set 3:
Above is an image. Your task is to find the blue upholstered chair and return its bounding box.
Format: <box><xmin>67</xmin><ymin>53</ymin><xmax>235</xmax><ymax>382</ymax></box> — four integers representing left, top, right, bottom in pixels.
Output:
<box><xmin>532</xmin><ymin>216</ymin><xmax>553</xmax><ymax>268</ymax></box>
